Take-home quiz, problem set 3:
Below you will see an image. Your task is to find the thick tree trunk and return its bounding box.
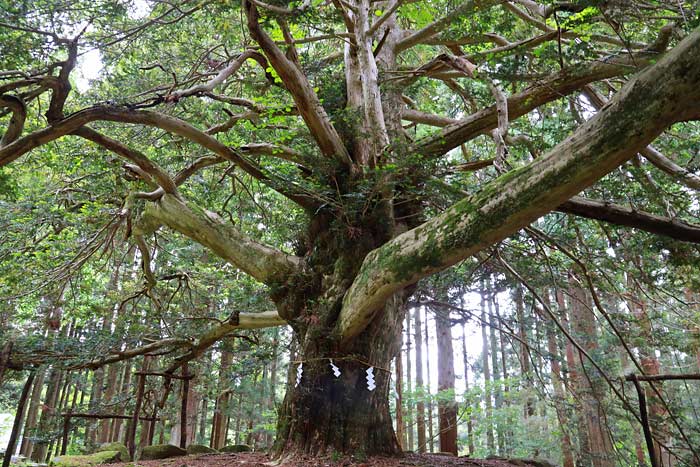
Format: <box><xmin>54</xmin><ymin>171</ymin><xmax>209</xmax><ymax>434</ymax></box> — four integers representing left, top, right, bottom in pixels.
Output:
<box><xmin>273</xmin><ymin>294</ymin><xmax>405</xmax><ymax>457</ymax></box>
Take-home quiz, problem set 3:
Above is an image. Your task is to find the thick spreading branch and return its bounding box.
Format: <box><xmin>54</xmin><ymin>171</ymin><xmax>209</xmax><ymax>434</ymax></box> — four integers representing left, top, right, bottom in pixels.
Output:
<box><xmin>243</xmin><ymin>0</ymin><xmax>351</xmax><ymax>164</ymax></box>
<box><xmin>0</xmin><ymin>105</ymin><xmax>312</xmax><ymax>207</ymax></box>
<box><xmin>138</xmin><ymin>193</ymin><xmax>302</xmax><ymax>285</ymax></box>
<box><xmin>336</xmin><ymin>28</ymin><xmax>700</xmax><ymax>343</ymax></box>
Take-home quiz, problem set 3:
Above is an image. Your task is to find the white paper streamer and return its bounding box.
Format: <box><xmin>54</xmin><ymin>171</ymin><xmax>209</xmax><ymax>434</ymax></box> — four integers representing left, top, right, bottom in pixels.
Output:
<box><xmin>295</xmin><ymin>363</ymin><xmax>303</xmax><ymax>387</ymax></box>
<box><xmin>366</xmin><ymin>367</ymin><xmax>376</xmax><ymax>391</ymax></box>
<box><xmin>329</xmin><ymin>359</ymin><xmax>341</xmax><ymax>378</ymax></box>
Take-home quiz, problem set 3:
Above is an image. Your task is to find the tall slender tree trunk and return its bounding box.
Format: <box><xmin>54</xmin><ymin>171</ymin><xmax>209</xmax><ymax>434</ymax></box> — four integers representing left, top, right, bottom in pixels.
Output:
<box><xmin>30</xmin><ymin>367</ymin><xmax>62</xmax><ymax>462</ymax></box>
<box><xmin>480</xmin><ymin>285</ymin><xmax>495</xmax><ymax>454</ymax></box>
<box><xmin>414</xmin><ymin>307</ymin><xmax>426</xmax><ymax>453</ymax></box>
<box><xmin>211</xmin><ymin>347</ymin><xmax>232</xmax><ymax>450</ymax></box>
<box><xmin>268</xmin><ymin>329</ymin><xmax>279</xmax><ymax>448</ymax></box>
<box><xmin>487</xmin><ymin>285</ymin><xmax>504</xmax><ymax>455</ymax></box>
<box><xmin>112</xmin><ymin>362</ymin><xmax>131</xmax><ymax>443</ymax></box>
<box><xmin>20</xmin><ymin>367</ymin><xmax>46</xmax><ymax>456</ymax></box>
<box><xmin>515</xmin><ymin>285</ymin><xmax>535</xmax><ymax>418</ymax></box>
<box><xmin>435</xmin><ymin>306</ymin><xmax>457</xmax><ymax>456</ymax></box>
<box><xmin>625</xmin><ymin>271</ymin><xmax>673</xmax><ymax>466</ymax></box>
<box><xmin>424</xmin><ymin>307</ymin><xmax>435</xmax><ymax>454</ymax></box>
<box><xmin>3</xmin><ymin>370</ymin><xmax>35</xmax><ymax>467</ymax></box>
<box><xmin>461</xmin><ymin>321</ymin><xmax>475</xmax><ymax>456</ymax></box>
<box><xmin>395</xmin><ymin>351</ymin><xmax>405</xmax><ymax>451</ymax></box>
<box><xmin>405</xmin><ymin>313</ymin><xmax>414</xmax><ymax>452</ymax></box>
<box><xmin>568</xmin><ymin>274</ymin><xmax>615</xmax><ymax>467</ymax></box>
<box><xmin>494</xmin><ymin>294</ymin><xmax>512</xmax><ymax>455</ymax></box>
<box><xmin>546</xmin><ymin>290</ymin><xmax>575</xmax><ymax>467</ymax></box>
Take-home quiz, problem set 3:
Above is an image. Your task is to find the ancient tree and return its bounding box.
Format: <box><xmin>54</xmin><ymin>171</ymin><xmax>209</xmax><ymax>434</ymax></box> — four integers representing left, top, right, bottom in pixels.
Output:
<box><xmin>2</xmin><ymin>0</ymin><xmax>700</xmax><ymax>458</ymax></box>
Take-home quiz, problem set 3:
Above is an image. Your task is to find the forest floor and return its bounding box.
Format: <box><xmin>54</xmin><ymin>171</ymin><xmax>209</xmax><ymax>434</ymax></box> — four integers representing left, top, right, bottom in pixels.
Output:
<box><xmin>110</xmin><ymin>452</ymin><xmax>557</xmax><ymax>467</ymax></box>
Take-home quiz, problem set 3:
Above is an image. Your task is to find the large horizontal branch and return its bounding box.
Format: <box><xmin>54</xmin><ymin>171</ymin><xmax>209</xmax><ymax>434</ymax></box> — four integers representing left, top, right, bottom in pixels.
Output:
<box><xmin>138</xmin><ymin>193</ymin><xmax>302</xmax><ymax>285</ymax></box>
<box><xmin>0</xmin><ymin>105</ymin><xmax>313</xmax><ymax>207</ymax></box>
<box><xmin>336</xmin><ymin>27</ymin><xmax>700</xmax><ymax>343</ymax></box>
<box><xmin>558</xmin><ymin>197</ymin><xmax>700</xmax><ymax>243</ymax></box>
<box><xmin>412</xmin><ymin>44</ymin><xmax>670</xmax><ymax>159</ymax></box>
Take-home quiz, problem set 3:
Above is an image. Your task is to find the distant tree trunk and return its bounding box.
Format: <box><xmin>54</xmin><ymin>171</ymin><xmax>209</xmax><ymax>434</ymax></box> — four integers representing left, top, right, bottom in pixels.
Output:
<box><xmin>20</xmin><ymin>367</ymin><xmax>46</xmax><ymax>456</ymax></box>
<box><xmin>85</xmin><ymin>366</ymin><xmax>104</xmax><ymax>449</ymax></box>
<box><xmin>494</xmin><ymin>294</ymin><xmax>512</xmax><ymax>455</ymax></box>
<box><xmin>169</xmin><ymin>369</ymin><xmax>189</xmax><ymax>448</ymax></box>
<box><xmin>3</xmin><ymin>370</ymin><xmax>35</xmax><ymax>467</ymax></box>
<box><xmin>234</xmin><ymin>392</ymin><xmax>242</xmax><ymax>445</ymax></box>
<box><xmin>626</xmin><ymin>271</ymin><xmax>673</xmax><ymax>466</ymax></box>
<box><xmin>395</xmin><ymin>351</ymin><xmax>405</xmax><ymax>450</ymax></box>
<box><xmin>112</xmin><ymin>362</ymin><xmax>131</xmax><ymax>443</ymax></box>
<box><xmin>30</xmin><ymin>294</ymin><xmax>67</xmax><ymax>463</ymax></box>
<box><xmin>405</xmin><ymin>313</ymin><xmax>414</xmax><ymax>451</ymax></box>
<box><xmin>687</xmin><ymin>289</ymin><xmax>700</xmax><ymax>371</ymax></box>
<box><xmin>568</xmin><ymin>274</ymin><xmax>615</xmax><ymax>467</ymax></box>
<box><xmin>480</xmin><ymin>285</ymin><xmax>495</xmax><ymax>454</ymax></box>
<box><xmin>460</xmin><ymin>320</ymin><xmax>475</xmax><ymax>456</ymax></box>
<box><xmin>210</xmin><ymin>346</ymin><xmax>232</xmax><ymax>449</ymax></box>
<box><xmin>53</xmin><ymin>370</ymin><xmax>73</xmax><ymax>456</ymax></box>
<box><xmin>414</xmin><ymin>307</ymin><xmax>426</xmax><ymax>453</ymax></box>
<box><xmin>515</xmin><ymin>285</ymin><xmax>535</xmax><ymax>418</ymax></box>
<box><xmin>435</xmin><ymin>306</ymin><xmax>457</xmax><ymax>456</ymax></box>
<box><xmin>30</xmin><ymin>366</ymin><xmax>63</xmax><ymax>462</ymax></box>
<box><xmin>267</xmin><ymin>328</ymin><xmax>279</xmax><ymax>448</ymax></box>
<box><xmin>424</xmin><ymin>307</ymin><xmax>435</xmax><ymax>453</ymax></box>
<box><xmin>546</xmin><ymin>290</ymin><xmax>575</xmax><ymax>467</ymax></box>
<box><xmin>487</xmin><ymin>284</ymin><xmax>504</xmax><ymax>455</ymax></box>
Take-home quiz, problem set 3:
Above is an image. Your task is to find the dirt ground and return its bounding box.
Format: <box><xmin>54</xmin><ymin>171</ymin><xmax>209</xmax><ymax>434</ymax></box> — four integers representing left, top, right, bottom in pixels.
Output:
<box><xmin>111</xmin><ymin>452</ymin><xmax>557</xmax><ymax>467</ymax></box>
